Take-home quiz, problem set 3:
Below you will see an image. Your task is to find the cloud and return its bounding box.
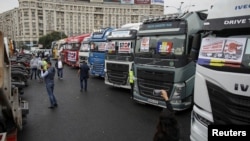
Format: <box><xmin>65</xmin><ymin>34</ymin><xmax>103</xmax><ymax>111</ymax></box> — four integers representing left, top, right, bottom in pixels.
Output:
<box><xmin>0</xmin><ymin>0</ymin><xmax>19</xmax><ymax>13</ymax></box>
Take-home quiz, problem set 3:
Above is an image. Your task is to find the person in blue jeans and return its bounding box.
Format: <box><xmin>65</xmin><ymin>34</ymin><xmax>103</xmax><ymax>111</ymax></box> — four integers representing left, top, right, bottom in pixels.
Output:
<box><xmin>41</xmin><ymin>61</ymin><xmax>58</xmax><ymax>109</ymax></box>
<box><xmin>78</xmin><ymin>60</ymin><xmax>90</xmax><ymax>92</ymax></box>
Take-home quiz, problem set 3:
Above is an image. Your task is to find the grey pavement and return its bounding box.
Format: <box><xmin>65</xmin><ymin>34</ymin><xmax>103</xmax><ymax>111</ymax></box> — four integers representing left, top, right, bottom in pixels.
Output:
<box><xmin>18</xmin><ymin>63</ymin><xmax>191</xmax><ymax>141</ymax></box>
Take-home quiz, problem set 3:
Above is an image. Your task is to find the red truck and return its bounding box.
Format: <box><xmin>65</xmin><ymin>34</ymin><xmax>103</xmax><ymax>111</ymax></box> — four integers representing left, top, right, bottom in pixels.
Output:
<box><xmin>65</xmin><ymin>33</ymin><xmax>91</xmax><ymax>68</ymax></box>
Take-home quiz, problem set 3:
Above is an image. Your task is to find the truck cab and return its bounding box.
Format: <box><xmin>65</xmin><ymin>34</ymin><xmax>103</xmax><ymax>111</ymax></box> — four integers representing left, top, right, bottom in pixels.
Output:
<box><xmin>79</xmin><ymin>36</ymin><xmax>91</xmax><ymax>65</ymax></box>
<box><xmin>190</xmin><ymin>1</ymin><xmax>250</xmax><ymax>141</ymax></box>
<box><xmin>66</xmin><ymin>33</ymin><xmax>91</xmax><ymax>68</ymax></box>
<box><xmin>133</xmin><ymin>12</ymin><xmax>207</xmax><ymax>110</ymax></box>
<box><xmin>52</xmin><ymin>38</ymin><xmax>67</xmax><ymax>60</ymax></box>
<box><xmin>88</xmin><ymin>27</ymin><xmax>115</xmax><ymax>77</ymax></box>
<box><xmin>104</xmin><ymin>23</ymin><xmax>140</xmax><ymax>89</ymax></box>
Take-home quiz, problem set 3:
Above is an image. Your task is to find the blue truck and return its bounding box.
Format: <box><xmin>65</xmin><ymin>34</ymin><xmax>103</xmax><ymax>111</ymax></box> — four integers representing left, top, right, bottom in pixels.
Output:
<box><xmin>88</xmin><ymin>27</ymin><xmax>115</xmax><ymax>77</ymax></box>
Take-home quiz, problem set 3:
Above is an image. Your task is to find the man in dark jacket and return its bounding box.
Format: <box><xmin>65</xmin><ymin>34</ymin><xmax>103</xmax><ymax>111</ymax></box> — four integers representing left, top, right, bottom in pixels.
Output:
<box><xmin>41</xmin><ymin>61</ymin><xmax>58</xmax><ymax>109</ymax></box>
<box><xmin>78</xmin><ymin>61</ymin><xmax>90</xmax><ymax>92</ymax></box>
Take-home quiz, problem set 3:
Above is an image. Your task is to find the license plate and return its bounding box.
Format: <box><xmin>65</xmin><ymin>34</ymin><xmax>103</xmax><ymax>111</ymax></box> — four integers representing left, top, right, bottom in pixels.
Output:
<box><xmin>147</xmin><ymin>98</ymin><xmax>158</xmax><ymax>104</ymax></box>
<box><xmin>95</xmin><ymin>74</ymin><xmax>99</xmax><ymax>76</ymax></box>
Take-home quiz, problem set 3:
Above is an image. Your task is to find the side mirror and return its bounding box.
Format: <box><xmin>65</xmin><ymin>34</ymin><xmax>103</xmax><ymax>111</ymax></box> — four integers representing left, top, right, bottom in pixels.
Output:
<box><xmin>190</xmin><ymin>34</ymin><xmax>201</xmax><ymax>61</ymax></box>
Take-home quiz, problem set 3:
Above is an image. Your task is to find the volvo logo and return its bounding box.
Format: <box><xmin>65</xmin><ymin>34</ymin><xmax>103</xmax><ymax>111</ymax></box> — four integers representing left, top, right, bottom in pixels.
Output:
<box><xmin>234</xmin><ymin>83</ymin><xmax>249</xmax><ymax>92</ymax></box>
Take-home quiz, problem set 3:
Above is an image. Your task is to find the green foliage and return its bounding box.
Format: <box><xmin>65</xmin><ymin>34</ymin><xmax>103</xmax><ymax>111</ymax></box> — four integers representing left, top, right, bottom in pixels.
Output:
<box><xmin>38</xmin><ymin>31</ymin><xmax>67</xmax><ymax>49</ymax></box>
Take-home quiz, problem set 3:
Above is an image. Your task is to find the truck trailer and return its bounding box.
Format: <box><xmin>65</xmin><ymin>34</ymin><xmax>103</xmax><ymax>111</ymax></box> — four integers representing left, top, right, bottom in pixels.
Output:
<box><xmin>0</xmin><ymin>31</ymin><xmax>29</xmax><ymax>140</ymax></box>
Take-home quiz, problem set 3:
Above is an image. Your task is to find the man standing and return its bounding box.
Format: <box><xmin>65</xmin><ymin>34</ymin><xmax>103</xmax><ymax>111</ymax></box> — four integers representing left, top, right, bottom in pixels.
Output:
<box><xmin>41</xmin><ymin>61</ymin><xmax>58</xmax><ymax>109</ymax></box>
<box><xmin>78</xmin><ymin>61</ymin><xmax>90</xmax><ymax>92</ymax></box>
<box><xmin>55</xmin><ymin>57</ymin><xmax>64</xmax><ymax>79</ymax></box>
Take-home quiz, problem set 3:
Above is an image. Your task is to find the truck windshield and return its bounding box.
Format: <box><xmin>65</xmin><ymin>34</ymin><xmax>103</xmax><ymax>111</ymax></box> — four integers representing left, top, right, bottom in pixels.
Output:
<box><xmin>134</xmin><ymin>35</ymin><xmax>187</xmax><ymax>67</ymax></box>
<box><xmin>59</xmin><ymin>43</ymin><xmax>66</xmax><ymax>50</ymax></box>
<box><xmin>198</xmin><ymin>35</ymin><xmax>250</xmax><ymax>73</ymax></box>
<box><xmin>68</xmin><ymin>43</ymin><xmax>81</xmax><ymax>50</ymax></box>
<box><xmin>53</xmin><ymin>44</ymin><xmax>59</xmax><ymax>50</ymax></box>
<box><xmin>106</xmin><ymin>40</ymin><xmax>135</xmax><ymax>61</ymax></box>
<box><xmin>90</xmin><ymin>42</ymin><xmax>106</xmax><ymax>53</ymax></box>
<box><xmin>80</xmin><ymin>43</ymin><xmax>89</xmax><ymax>52</ymax></box>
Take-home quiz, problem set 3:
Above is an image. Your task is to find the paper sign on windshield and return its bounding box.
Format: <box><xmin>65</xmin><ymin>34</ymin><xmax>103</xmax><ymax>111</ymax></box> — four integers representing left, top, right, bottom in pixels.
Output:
<box><xmin>106</xmin><ymin>42</ymin><xmax>116</xmax><ymax>53</ymax></box>
<box><xmin>157</xmin><ymin>41</ymin><xmax>173</xmax><ymax>53</ymax></box>
<box><xmin>98</xmin><ymin>42</ymin><xmax>107</xmax><ymax>51</ymax></box>
<box><xmin>119</xmin><ymin>41</ymin><xmax>131</xmax><ymax>53</ymax></box>
<box><xmin>81</xmin><ymin>44</ymin><xmax>89</xmax><ymax>51</ymax></box>
<box><xmin>68</xmin><ymin>51</ymin><xmax>77</xmax><ymax>61</ymax></box>
<box><xmin>140</xmin><ymin>37</ymin><xmax>149</xmax><ymax>52</ymax></box>
<box><xmin>198</xmin><ymin>37</ymin><xmax>246</xmax><ymax>64</ymax></box>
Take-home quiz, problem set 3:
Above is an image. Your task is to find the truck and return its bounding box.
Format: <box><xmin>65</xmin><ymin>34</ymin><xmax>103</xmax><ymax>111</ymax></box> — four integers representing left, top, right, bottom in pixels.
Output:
<box><xmin>133</xmin><ymin>11</ymin><xmax>207</xmax><ymax>110</ymax></box>
<box><xmin>88</xmin><ymin>27</ymin><xmax>115</xmax><ymax>77</ymax></box>
<box><xmin>190</xmin><ymin>0</ymin><xmax>250</xmax><ymax>141</ymax></box>
<box><xmin>52</xmin><ymin>38</ymin><xmax>67</xmax><ymax>60</ymax></box>
<box><xmin>0</xmin><ymin>31</ymin><xmax>29</xmax><ymax>140</ymax></box>
<box><xmin>78</xmin><ymin>36</ymin><xmax>91</xmax><ymax>64</ymax></box>
<box><xmin>104</xmin><ymin>23</ymin><xmax>141</xmax><ymax>89</ymax></box>
<box><xmin>50</xmin><ymin>40</ymin><xmax>56</xmax><ymax>57</ymax></box>
<box><xmin>65</xmin><ymin>33</ymin><xmax>91</xmax><ymax>68</ymax></box>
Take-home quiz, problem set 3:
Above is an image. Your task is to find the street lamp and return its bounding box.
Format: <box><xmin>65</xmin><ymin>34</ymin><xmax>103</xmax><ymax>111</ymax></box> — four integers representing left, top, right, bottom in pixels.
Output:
<box><xmin>166</xmin><ymin>2</ymin><xmax>184</xmax><ymax>15</ymax></box>
<box><xmin>166</xmin><ymin>2</ymin><xmax>195</xmax><ymax>15</ymax></box>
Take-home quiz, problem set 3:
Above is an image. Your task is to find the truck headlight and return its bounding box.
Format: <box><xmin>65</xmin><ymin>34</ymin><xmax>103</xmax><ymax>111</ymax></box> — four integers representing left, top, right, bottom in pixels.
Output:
<box><xmin>172</xmin><ymin>83</ymin><xmax>185</xmax><ymax>99</ymax></box>
<box><xmin>193</xmin><ymin>110</ymin><xmax>212</xmax><ymax>127</ymax></box>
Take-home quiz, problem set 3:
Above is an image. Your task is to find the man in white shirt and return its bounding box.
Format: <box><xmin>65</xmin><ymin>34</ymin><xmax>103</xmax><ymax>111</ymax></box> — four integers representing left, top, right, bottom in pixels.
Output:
<box><xmin>55</xmin><ymin>57</ymin><xmax>64</xmax><ymax>79</ymax></box>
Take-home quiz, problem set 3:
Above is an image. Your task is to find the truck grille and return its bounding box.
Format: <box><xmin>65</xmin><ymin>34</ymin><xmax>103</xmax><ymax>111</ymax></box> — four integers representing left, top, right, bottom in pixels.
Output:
<box><xmin>93</xmin><ymin>63</ymin><xmax>104</xmax><ymax>74</ymax></box>
<box><xmin>69</xmin><ymin>61</ymin><xmax>76</xmax><ymax>64</ymax></box>
<box><xmin>106</xmin><ymin>63</ymin><xmax>129</xmax><ymax>85</ymax></box>
<box><xmin>137</xmin><ymin>69</ymin><xmax>174</xmax><ymax>100</ymax></box>
<box><xmin>207</xmin><ymin>81</ymin><xmax>250</xmax><ymax>124</ymax></box>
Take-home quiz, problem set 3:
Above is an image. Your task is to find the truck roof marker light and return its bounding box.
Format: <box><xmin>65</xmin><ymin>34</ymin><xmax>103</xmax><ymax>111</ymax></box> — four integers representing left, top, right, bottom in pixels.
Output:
<box><xmin>143</xmin><ymin>17</ymin><xmax>150</xmax><ymax>22</ymax></box>
<box><xmin>153</xmin><ymin>16</ymin><xmax>160</xmax><ymax>21</ymax></box>
<box><xmin>204</xmin><ymin>22</ymin><xmax>210</xmax><ymax>25</ymax></box>
<box><xmin>159</xmin><ymin>15</ymin><xmax>166</xmax><ymax>20</ymax></box>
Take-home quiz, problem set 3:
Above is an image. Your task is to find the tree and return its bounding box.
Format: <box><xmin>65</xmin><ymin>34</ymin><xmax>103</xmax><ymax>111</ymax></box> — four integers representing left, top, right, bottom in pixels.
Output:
<box><xmin>38</xmin><ymin>31</ymin><xmax>67</xmax><ymax>49</ymax></box>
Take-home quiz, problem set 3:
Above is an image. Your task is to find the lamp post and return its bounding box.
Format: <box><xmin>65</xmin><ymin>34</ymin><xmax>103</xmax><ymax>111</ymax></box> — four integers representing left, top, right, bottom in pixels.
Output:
<box><xmin>166</xmin><ymin>2</ymin><xmax>195</xmax><ymax>15</ymax></box>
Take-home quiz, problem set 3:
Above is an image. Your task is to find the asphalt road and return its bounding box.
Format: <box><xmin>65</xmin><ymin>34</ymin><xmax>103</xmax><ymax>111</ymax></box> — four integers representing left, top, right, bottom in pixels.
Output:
<box><xmin>18</xmin><ymin>63</ymin><xmax>191</xmax><ymax>141</ymax></box>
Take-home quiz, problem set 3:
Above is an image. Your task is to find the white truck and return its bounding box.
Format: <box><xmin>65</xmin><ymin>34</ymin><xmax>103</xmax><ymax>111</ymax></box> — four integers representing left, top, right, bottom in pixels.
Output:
<box><xmin>104</xmin><ymin>23</ymin><xmax>141</xmax><ymax>89</ymax></box>
<box><xmin>78</xmin><ymin>36</ymin><xmax>91</xmax><ymax>66</ymax></box>
<box><xmin>190</xmin><ymin>0</ymin><xmax>250</xmax><ymax>141</ymax></box>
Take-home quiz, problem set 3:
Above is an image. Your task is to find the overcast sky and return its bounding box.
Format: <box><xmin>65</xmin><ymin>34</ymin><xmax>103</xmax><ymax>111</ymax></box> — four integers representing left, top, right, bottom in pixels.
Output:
<box><xmin>0</xmin><ymin>0</ymin><xmax>19</xmax><ymax>13</ymax></box>
<box><xmin>0</xmin><ymin>0</ymin><xmax>214</xmax><ymax>14</ymax></box>
<box><xmin>164</xmin><ymin>0</ymin><xmax>215</xmax><ymax>14</ymax></box>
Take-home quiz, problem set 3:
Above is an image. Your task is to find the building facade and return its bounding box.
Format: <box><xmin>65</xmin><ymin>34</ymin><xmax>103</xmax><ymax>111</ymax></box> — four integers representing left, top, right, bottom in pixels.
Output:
<box><xmin>0</xmin><ymin>0</ymin><xmax>163</xmax><ymax>47</ymax></box>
